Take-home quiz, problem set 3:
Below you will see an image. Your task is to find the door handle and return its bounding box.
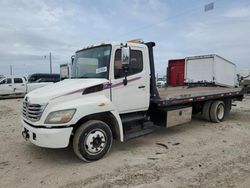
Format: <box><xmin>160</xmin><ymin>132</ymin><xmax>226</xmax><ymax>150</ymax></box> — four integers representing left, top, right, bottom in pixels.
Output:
<box><xmin>8</xmin><ymin>85</ymin><xmax>12</xmax><ymax>86</ymax></box>
<box><xmin>21</xmin><ymin>84</ymin><xmax>25</xmax><ymax>86</ymax></box>
<box><xmin>138</xmin><ymin>85</ymin><xmax>145</xmax><ymax>89</ymax></box>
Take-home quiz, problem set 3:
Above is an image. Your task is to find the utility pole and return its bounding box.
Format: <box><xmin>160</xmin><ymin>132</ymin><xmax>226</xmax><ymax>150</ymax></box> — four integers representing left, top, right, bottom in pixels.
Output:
<box><xmin>10</xmin><ymin>65</ymin><xmax>13</xmax><ymax>75</ymax></box>
<box><xmin>49</xmin><ymin>52</ymin><xmax>52</xmax><ymax>74</ymax></box>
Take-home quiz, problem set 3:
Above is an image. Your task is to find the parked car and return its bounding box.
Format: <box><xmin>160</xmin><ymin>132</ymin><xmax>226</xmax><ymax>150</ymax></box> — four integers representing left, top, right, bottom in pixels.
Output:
<box><xmin>0</xmin><ymin>76</ymin><xmax>53</xmax><ymax>98</ymax></box>
<box><xmin>28</xmin><ymin>73</ymin><xmax>60</xmax><ymax>83</ymax></box>
<box><xmin>156</xmin><ymin>78</ymin><xmax>166</xmax><ymax>88</ymax></box>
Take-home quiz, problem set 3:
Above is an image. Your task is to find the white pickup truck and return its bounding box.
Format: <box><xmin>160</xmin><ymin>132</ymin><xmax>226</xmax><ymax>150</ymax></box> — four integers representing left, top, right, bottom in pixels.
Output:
<box><xmin>0</xmin><ymin>76</ymin><xmax>52</xmax><ymax>98</ymax></box>
<box><xmin>21</xmin><ymin>41</ymin><xmax>244</xmax><ymax>162</ymax></box>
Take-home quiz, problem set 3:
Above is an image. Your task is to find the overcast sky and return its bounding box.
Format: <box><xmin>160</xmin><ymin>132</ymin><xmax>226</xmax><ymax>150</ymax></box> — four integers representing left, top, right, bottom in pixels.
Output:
<box><xmin>0</xmin><ymin>0</ymin><xmax>249</xmax><ymax>76</ymax></box>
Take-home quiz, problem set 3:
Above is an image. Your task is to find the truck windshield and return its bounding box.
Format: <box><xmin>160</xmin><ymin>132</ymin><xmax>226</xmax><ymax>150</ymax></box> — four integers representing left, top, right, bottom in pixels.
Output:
<box><xmin>71</xmin><ymin>45</ymin><xmax>111</xmax><ymax>79</ymax></box>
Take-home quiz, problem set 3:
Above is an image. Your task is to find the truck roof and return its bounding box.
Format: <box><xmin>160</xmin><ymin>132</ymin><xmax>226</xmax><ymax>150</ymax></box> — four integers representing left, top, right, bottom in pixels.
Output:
<box><xmin>76</xmin><ymin>41</ymin><xmax>147</xmax><ymax>53</ymax></box>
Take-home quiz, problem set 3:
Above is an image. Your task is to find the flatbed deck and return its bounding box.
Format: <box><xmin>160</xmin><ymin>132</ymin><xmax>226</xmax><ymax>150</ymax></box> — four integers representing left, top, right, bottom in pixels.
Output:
<box><xmin>155</xmin><ymin>86</ymin><xmax>243</xmax><ymax>106</ymax></box>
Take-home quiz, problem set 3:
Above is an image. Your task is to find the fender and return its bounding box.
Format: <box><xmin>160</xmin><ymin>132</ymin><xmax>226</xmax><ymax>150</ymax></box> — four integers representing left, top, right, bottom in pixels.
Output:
<box><xmin>109</xmin><ymin>110</ymin><xmax>124</xmax><ymax>142</ymax></box>
<box><xmin>41</xmin><ymin>94</ymin><xmax>124</xmax><ymax>141</ymax></box>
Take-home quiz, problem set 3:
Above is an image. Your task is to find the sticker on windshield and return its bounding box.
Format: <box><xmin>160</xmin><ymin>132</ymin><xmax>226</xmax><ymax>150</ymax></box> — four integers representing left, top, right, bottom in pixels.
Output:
<box><xmin>96</xmin><ymin>67</ymin><xmax>107</xmax><ymax>74</ymax></box>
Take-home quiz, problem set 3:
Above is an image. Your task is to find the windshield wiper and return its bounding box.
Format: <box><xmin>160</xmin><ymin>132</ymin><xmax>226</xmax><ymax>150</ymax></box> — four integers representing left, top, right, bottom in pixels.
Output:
<box><xmin>71</xmin><ymin>76</ymin><xmax>90</xmax><ymax>79</ymax></box>
<box><xmin>79</xmin><ymin>76</ymin><xmax>90</xmax><ymax>78</ymax></box>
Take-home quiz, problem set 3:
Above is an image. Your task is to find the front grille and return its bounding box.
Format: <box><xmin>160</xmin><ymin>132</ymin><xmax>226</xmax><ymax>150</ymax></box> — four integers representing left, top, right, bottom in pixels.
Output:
<box><xmin>22</xmin><ymin>98</ymin><xmax>46</xmax><ymax>122</ymax></box>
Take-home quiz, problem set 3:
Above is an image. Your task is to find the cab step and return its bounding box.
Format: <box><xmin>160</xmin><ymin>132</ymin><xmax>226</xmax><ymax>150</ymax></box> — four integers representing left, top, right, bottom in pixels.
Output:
<box><xmin>121</xmin><ymin>114</ymin><xmax>145</xmax><ymax>124</ymax></box>
<box><xmin>124</xmin><ymin>122</ymin><xmax>155</xmax><ymax>141</ymax></box>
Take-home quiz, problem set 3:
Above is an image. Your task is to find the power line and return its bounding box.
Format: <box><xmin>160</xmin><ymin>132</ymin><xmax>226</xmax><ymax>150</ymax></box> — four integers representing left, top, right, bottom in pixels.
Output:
<box><xmin>118</xmin><ymin>0</ymin><xmax>221</xmax><ymax>38</ymax></box>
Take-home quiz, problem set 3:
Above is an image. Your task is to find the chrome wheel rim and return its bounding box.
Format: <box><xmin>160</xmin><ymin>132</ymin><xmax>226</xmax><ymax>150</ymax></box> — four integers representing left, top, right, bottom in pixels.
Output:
<box><xmin>217</xmin><ymin>104</ymin><xmax>224</xmax><ymax>120</ymax></box>
<box><xmin>84</xmin><ymin>129</ymin><xmax>107</xmax><ymax>155</ymax></box>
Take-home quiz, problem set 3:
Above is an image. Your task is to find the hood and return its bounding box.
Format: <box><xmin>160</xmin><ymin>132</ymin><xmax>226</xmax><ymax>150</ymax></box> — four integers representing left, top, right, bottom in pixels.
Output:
<box><xmin>27</xmin><ymin>78</ymin><xmax>109</xmax><ymax>104</ymax></box>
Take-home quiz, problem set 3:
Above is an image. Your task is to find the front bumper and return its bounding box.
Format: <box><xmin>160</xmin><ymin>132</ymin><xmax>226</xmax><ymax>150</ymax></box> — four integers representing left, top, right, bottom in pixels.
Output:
<box><xmin>21</xmin><ymin>119</ymin><xmax>73</xmax><ymax>148</ymax></box>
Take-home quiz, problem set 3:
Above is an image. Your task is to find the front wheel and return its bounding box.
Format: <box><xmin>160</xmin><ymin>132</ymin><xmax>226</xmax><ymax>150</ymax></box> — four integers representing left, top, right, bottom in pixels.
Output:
<box><xmin>73</xmin><ymin>120</ymin><xmax>113</xmax><ymax>162</ymax></box>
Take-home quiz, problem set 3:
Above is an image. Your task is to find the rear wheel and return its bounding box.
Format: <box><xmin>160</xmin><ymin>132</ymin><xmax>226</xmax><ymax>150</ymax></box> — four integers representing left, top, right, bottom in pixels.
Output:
<box><xmin>210</xmin><ymin>101</ymin><xmax>225</xmax><ymax>123</ymax></box>
<box><xmin>224</xmin><ymin>98</ymin><xmax>232</xmax><ymax>117</ymax></box>
<box><xmin>73</xmin><ymin>120</ymin><xmax>113</xmax><ymax>162</ymax></box>
<box><xmin>202</xmin><ymin>101</ymin><xmax>213</xmax><ymax>121</ymax></box>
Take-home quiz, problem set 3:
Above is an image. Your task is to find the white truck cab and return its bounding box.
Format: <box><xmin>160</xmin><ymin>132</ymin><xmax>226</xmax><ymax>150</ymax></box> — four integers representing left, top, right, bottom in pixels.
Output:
<box><xmin>21</xmin><ymin>41</ymin><xmax>244</xmax><ymax>162</ymax></box>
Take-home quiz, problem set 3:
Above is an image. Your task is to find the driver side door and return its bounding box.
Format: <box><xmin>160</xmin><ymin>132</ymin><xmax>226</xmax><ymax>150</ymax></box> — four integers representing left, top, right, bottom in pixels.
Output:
<box><xmin>110</xmin><ymin>46</ymin><xmax>150</xmax><ymax>114</ymax></box>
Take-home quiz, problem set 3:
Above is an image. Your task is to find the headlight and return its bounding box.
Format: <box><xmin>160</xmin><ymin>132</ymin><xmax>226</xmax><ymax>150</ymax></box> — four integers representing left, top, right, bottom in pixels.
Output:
<box><xmin>45</xmin><ymin>109</ymin><xmax>76</xmax><ymax>124</ymax></box>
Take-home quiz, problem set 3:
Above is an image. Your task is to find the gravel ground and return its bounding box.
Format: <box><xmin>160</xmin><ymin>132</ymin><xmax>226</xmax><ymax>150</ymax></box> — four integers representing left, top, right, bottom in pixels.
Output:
<box><xmin>0</xmin><ymin>96</ymin><xmax>250</xmax><ymax>188</ymax></box>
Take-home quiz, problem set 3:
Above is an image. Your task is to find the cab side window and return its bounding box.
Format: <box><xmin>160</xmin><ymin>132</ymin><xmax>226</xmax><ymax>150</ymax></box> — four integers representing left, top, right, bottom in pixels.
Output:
<box><xmin>14</xmin><ymin>78</ymin><xmax>23</xmax><ymax>83</ymax></box>
<box><xmin>6</xmin><ymin>78</ymin><xmax>12</xmax><ymax>84</ymax></box>
<box><xmin>114</xmin><ymin>49</ymin><xmax>143</xmax><ymax>79</ymax></box>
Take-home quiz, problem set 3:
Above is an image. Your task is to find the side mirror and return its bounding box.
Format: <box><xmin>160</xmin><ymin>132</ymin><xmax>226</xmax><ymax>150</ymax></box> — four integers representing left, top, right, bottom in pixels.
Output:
<box><xmin>121</xmin><ymin>46</ymin><xmax>130</xmax><ymax>65</ymax></box>
<box><xmin>36</xmin><ymin>78</ymin><xmax>42</xmax><ymax>83</ymax></box>
<box><xmin>71</xmin><ymin>55</ymin><xmax>75</xmax><ymax>64</ymax></box>
<box><xmin>121</xmin><ymin>46</ymin><xmax>130</xmax><ymax>86</ymax></box>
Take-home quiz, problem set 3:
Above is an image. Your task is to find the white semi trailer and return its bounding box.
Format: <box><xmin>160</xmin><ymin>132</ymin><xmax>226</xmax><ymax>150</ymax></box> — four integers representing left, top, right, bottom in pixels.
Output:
<box><xmin>185</xmin><ymin>54</ymin><xmax>237</xmax><ymax>87</ymax></box>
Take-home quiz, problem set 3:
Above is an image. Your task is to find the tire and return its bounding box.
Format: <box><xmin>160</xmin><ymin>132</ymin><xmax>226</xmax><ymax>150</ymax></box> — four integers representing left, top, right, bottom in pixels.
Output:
<box><xmin>224</xmin><ymin>98</ymin><xmax>232</xmax><ymax>117</ymax></box>
<box><xmin>202</xmin><ymin>101</ymin><xmax>213</xmax><ymax>121</ymax></box>
<box><xmin>73</xmin><ymin>120</ymin><xmax>113</xmax><ymax>162</ymax></box>
<box><xmin>210</xmin><ymin>101</ymin><xmax>225</xmax><ymax>123</ymax></box>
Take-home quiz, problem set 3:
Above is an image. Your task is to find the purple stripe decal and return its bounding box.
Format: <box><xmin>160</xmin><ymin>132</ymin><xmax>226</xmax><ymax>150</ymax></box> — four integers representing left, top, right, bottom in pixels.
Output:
<box><xmin>63</xmin><ymin>82</ymin><xmax>110</xmax><ymax>96</ymax></box>
<box><xmin>52</xmin><ymin>77</ymin><xmax>141</xmax><ymax>99</ymax></box>
<box><xmin>112</xmin><ymin>76</ymin><xmax>141</xmax><ymax>88</ymax></box>
<box><xmin>64</xmin><ymin>88</ymin><xmax>85</xmax><ymax>96</ymax></box>
<box><xmin>103</xmin><ymin>82</ymin><xmax>112</xmax><ymax>89</ymax></box>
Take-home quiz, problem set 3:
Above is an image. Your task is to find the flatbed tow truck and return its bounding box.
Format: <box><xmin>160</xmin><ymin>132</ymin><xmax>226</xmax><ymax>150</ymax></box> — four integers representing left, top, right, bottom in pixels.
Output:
<box><xmin>21</xmin><ymin>41</ymin><xmax>243</xmax><ymax>161</ymax></box>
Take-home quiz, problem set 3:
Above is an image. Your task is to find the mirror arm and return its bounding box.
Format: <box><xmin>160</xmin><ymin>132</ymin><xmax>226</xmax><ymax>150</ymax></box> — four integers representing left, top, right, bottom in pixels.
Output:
<box><xmin>123</xmin><ymin>76</ymin><xmax>128</xmax><ymax>86</ymax></box>
<box><xmin>123</xmin><ymin>65</ymin><xmax>129</xmax><ymax>85</ymax></box>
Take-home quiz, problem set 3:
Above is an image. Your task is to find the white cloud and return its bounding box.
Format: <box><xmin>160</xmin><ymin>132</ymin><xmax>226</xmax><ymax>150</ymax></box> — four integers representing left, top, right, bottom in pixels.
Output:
<box><xmin>0</xmin><ymin>0</ymin><xmax>249</xmax><ymax>76</ymax></box>
<box><xmin>224</xmin><ymin>6</ymin><xmax>250</xmax><ymax>18</ymax></box>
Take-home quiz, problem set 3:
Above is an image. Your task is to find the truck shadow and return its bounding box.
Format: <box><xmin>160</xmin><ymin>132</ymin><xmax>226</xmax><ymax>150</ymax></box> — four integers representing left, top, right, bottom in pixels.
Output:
<box><xmin>23</xmin><ymin>143</ymin><xmax>80</xmax><ymax>164</ymax></box>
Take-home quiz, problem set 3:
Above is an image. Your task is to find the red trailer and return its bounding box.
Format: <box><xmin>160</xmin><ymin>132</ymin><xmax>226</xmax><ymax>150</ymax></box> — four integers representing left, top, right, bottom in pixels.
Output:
<box><xmin>167</xmin><ymin>59</ymin><xmax>185</xmax><ymax>86</ymax></box>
